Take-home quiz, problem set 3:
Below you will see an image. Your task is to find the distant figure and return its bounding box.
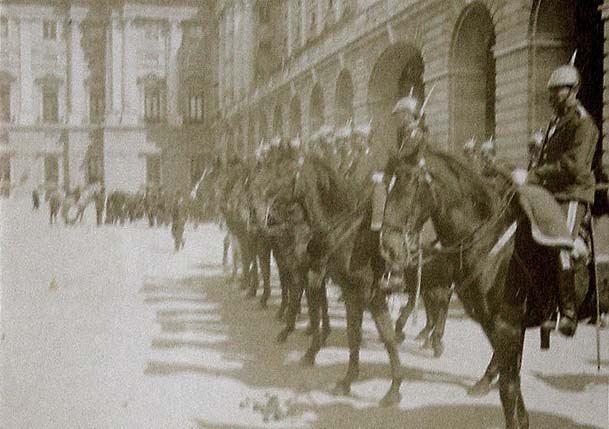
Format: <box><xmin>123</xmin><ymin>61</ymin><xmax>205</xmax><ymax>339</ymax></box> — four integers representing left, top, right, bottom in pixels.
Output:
<box><xmin>32</xmin><ymin>189</ymin><xmax>40</xmax><ymax>210</ymax></box>
<box><xmin>171</xmin><ymin>192</ymin><xmax>186</xmax><ymax>251</ymax></box>
<box><xmin>48</xmin><ymin>190</ymin><xmax>61</xmax><ymax>225</ymax></box>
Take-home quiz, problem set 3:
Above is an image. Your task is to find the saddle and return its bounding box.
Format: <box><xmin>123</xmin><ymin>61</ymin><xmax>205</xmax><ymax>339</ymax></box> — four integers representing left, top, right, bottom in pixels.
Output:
<box><xmin>516</xmin><ymin>185</ymin><xmax>574</xmax><ymax>250</ymax></box>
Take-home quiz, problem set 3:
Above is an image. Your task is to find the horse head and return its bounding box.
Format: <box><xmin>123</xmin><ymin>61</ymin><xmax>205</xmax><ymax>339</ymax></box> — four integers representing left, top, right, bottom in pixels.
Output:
<box><xmin>380</xmin><ymin>147</ymin><xmax>498</xmax><ymax>279</ymax></box>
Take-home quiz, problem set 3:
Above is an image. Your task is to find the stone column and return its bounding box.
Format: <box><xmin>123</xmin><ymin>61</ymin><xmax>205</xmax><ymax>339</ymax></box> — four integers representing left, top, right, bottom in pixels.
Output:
<box><xmin>69</xmin><ymin>7</ymin><xmax>88</xmax><ymax>126</ymax></box>
<box><xmin>602</xmin><ymin>2</ymin><xmax>609</xmax><ymax>167</ymax></box>
<box><xmin>106</xmin><ymin>12</ymin><xmax>123</xmax><ymax>125</ymax></box>
<box><xmin>18</xmin><ymin>18</ymin><xmax>33</xmax><ymax>125</ymax></box>
<box><xmin>167</xmin><ymin>19</ymin><xmax>183</xmax><ymax>125</ymax></box>
<box><xmin>122</xmin><ymin>18</ymin><xmax>138</xmax><ymax>125</ymax></box>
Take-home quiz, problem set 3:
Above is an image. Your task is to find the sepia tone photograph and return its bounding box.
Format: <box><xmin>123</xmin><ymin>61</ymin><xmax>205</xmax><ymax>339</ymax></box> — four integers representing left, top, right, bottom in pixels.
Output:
<box><xmin>0</xmin><ymin>0</ymin><xmax>608</xmax><ymax>428</ymax></box>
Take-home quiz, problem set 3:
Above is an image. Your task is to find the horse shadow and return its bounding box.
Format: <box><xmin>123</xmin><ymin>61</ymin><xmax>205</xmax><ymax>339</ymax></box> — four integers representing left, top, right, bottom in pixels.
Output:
<box><xmin>532</xmin><ymin>371</ymin><xmax>609</xmax><ymax>392</ymax></box>
<box><xmin>140</xmin><ymin>273</ymin><xmax>603</xmax><ymax>429</ymax></box>
<box><xmin>195</xmin><ymin>403</ymin><xmax>603</xmax><ymax>429</ymax></box>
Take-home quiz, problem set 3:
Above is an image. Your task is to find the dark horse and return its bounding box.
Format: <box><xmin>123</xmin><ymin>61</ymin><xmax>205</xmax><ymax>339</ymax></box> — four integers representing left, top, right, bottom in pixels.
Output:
<box><xmin>379</xmin><ymin>146</ymin><xmax>603</xmax><ymax>428</ymax></box>
<box><xmin>283</xmin><ymin>153</ymin><xmax>404</xmax><ymax>405</ymax></box>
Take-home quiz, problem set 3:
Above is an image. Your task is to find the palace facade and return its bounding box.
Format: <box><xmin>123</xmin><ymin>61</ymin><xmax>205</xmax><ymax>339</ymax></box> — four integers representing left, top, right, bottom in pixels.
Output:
<box><xmin>0</xmin><ymin>0</ymin><xmax>217</xmax><ymax>197</ymax></box>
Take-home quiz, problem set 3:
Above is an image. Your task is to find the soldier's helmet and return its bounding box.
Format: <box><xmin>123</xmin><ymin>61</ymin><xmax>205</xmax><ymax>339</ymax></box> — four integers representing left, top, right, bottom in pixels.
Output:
<box><xmin>547</xmin><ymin>64</ymin><xmax>580</xmax><ymax>89</ymax></box>
<box><xmin>392</xmin><ymin>95</ymin><xmax>419</xmax><ymax>117</ymax></box>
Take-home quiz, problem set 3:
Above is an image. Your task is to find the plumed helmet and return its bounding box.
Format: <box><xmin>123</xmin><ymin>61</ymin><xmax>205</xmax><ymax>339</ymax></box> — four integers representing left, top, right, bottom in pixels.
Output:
<box><xmin>392</xmin><ymin>95</ymin><xmax>419</xmax><ymax>116</ymax></box>
<box><xmin>547</xmin><ymin>65</ymin><xmax>580</xmax><ymax>89</ymax></box>
<box><xmin>463</xmin><ymin>137</ymin><xmax>477</xmax><ymax>152</ymax></box>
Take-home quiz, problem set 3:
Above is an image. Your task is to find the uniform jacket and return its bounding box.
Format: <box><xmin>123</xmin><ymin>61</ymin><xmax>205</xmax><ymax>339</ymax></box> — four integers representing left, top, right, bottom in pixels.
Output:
<box><xmin>528</xmin><ymin>102</ymin><xmax>599</xmax><ymax>203</ymax></box>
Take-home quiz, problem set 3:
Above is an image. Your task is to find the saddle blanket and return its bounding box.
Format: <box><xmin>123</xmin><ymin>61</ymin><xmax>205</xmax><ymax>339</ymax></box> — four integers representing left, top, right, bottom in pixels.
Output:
<box><xmin>517</xmin><ymin>185</ymin><xmax>574</xmax><ymax>249</ymax></box>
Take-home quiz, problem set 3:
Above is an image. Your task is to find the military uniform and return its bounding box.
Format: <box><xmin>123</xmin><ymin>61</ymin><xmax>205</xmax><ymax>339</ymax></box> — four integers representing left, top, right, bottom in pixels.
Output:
<box><xmin>510</xmin><ymin>101</ymin><xmax>599</xmax><ymax>335</ymax></box>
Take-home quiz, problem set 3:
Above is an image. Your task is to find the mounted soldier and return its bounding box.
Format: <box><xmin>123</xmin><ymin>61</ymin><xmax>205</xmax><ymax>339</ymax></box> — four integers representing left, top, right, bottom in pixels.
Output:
<box><xmin>510</xmin><ymin>58</ymin><xmax>599</xmax><ymax>336</ymax></box>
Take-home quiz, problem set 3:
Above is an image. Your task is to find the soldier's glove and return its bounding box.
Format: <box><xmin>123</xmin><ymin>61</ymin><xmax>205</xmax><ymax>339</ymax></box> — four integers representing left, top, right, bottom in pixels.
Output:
<box><xmin>571</xmin><ymin>237</ymin><xmax>589</xmax><ymax>262</ymax></box>
<box><xmin>511</xmin><ymin>168</ymin><xmax>528</xmax><ymax>187</ymax></box>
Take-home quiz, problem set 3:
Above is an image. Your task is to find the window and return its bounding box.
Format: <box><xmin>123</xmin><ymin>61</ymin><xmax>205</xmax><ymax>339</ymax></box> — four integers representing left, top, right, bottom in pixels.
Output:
<box><xmin>146</xmin><ymin>155</ymin><xmax>161</xmax><ymax>186</ymax></box>
<box><xmin>0</xmin><ymin>155</ymin><xmax>10</xmax><ymax>182</ymax></box>
<box><xmin>0</xmin><ymin>85</ymin><xmax>10</xmax><ymax>122</ymax></box>
<box><xmin>44</xmin><ymin>155</ymin><xmax>59</xmax><ymax>185</ymax></box>
<box><xmin>86</xmin><ymin>156</ymin><xmax>103</xmax><ymax>184</ymax></box>
<box><xmin>43</xmin><ymin>21</ymin><xmax>57</xmax><ymax>40</ymax></box>
<box><xmin>0</xmin><ymin>17</ymin><xmax>8</xmax><ymax>39</ymax></box>
<box><xmin>89</xmin><ymin>89</ymin><xmax>104</xmax><ymax>124</ymax></box>
<box><xmin>42</xmin><ymin>86</ymin><xmax>58</xmax><ymax>123</ymax></box>
<box><xmin>144</xmin><ymin>87</ymin><xmax>163</xmax><ymax>123</ymax></box>
<box><xmin>187</xmin><ymin>93</ymin><xmax>204</xmax><ymax>123</ymax></box>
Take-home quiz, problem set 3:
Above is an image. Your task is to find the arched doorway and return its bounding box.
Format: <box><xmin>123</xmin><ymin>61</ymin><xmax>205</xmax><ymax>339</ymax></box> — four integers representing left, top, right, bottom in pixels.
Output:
<box><xmin>367</xmin><ymin>43</ymin><xmax>424</xmax><ymax>164</ymax></box>
<box><xmin>289</xmin><ymin>96</ymin><xmax>302</xmax><ymax>139</ymax></box>
<box><xmin>335</xmin><ymin>69</ymin><xmax>354</xmax><ymax>127</ymax></box>
<box><xmin>272</xmin><ymin>104</ymin><xmax>283</xmax><ymax>139</ymax></box>
<box><xmin>309</xmin><ymin>83</ymin><xmax>324</xmax><ymax>133</ymax></box>
<box><xmin>450</xmin><ymin>3</ymin><xmax>496</xmax><ymax>148</ymax></box>
<box><xmin>529</xmin><ymin>0</ymin><xmax>603</xmax><ymax>133</ymax></box>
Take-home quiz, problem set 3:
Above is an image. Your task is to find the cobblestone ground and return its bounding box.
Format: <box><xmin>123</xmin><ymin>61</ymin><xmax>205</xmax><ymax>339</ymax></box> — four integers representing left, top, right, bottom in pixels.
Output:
<box><xmin>1</xmin><ymin>198</ymin><xmax>607</xmax><ymax>429</ymax></box>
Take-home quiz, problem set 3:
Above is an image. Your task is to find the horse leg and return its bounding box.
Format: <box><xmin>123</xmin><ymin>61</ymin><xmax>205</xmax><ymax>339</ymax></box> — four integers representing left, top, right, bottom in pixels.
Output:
<box><xmin>320</xmin><ymin>278</ymin><xmax>331</xmax><ymax>346</ymax></box>
<box><xmin>246</xmin><ymin>241</ymin><xmax>259</xmax><ymax>298</ymax></box>
<box><xmin>494</xmin><ymin>317</ymin><xmax>529</xmax><ymax>429</ymax></box>
<box><xmin>334</xmin><ymin>290</ymin><xmax>363</xmax><ymax>395</ymax></box>
<box><xmin>417</xmin><ymin>291</ymin><xmax>436</xmax><ymax>343</ymax></box>
<box><xmin>395</xmin><ymin>294</ymin><xmax>415</xmax><ymax>343</ymax></box>
<box><xmin>274</xmin><ymin>251</ymin><xmax>290</xmax><ymax>320</ymax></box>
<box><xmin>301</xmin><ymin>284</ymin><xmax>322</xmax><ymax>366</ymax></box>
<box><xmin>258</xmin><ymin>242</ymin><xmax>271</xmax><ymax>309</ymax></box>
<box><xmin>276</xmin><ymin>270</ymin><xmax>305</xmax><ymax>343</ymax></box>
<box><xmin>370</xmin><ymin>295</ymin><xmax>403</xmax><ymax>406</ymax></box>
<box><xmin>430</xmin><ymin>287</ymin><xmax>452</xmax><ymax>358</ymax></box>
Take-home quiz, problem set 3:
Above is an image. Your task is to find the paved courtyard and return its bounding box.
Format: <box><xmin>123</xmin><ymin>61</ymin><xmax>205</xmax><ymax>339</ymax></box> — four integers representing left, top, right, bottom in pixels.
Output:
<box><xmin>1</xmin><ymin>199</ymin><xmax>607</xmax><ymax>428</ymax></box>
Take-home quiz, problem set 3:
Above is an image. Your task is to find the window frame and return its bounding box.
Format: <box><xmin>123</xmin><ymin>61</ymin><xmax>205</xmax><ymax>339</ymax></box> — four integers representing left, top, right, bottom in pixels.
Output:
<box><xmin>0</xmin><ymin>84</ymin><xmax>10</xmax><ymax>122</ymax></box>
<box><xmin>41</xmin><ymin>85</ymin><xmax>59</xmax><ymax>123</ymax></box>
<box><xmin>43</xmin><ymin>20</ymin><xmax>57</xmax><ymax>40</ymax></box>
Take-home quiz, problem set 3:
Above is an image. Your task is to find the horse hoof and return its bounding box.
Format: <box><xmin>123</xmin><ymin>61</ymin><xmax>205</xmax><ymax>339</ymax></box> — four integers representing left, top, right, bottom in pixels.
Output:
<box><xmin>276</xmin><ymin>330</ymin><xmax>289</xmax><ymax>343</ymax></box>
<box><xmin>259</xmin><ymin>299</ymin><xmax>268</xmax><ymax>309</ymax></box>
<box><xmin>467</xmin><ymin>379</ymin><xmax>494</xmax><ymax>397</ymax></box>
<box><xmin>275</xmin><ymin>309</ymin><xmax>285</xmax><ymax>321</ymax></box>
<box><xmin>304</xmin><ymin>326</ymin><xmax>314</xmax><ymax>336</ymax></box>
<box><xmin>332</xmin><ymin>380</ymin><xmax>351</xmax><ymax>396</ymax></box>
<box><xmin>395</xmin><ymin>331</ymin><xmax>406</xmax><ymax>344</ymax></box>
<box><xmin>246</xmin><ymin>290</ymin><xmax>256</xmax><ymax>299</ymax></box>
<box><xmin>432</xmin><ymin>341</ymin><xmax>444</xmax><ymax>358</ymax></box>
<box><xmin>300</xmin><ymin>352</ymin><xmax>316</xmax><ymax>367</ymax></box>
<box><xmin>379</xmin><ymin>390</ymin><xmax>402</xmax><ymax>407</ymax></box>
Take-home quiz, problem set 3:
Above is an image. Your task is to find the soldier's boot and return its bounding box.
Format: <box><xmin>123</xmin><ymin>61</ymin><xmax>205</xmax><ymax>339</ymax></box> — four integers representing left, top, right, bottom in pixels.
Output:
<box><xmin>557</xmin><ymin>269</ymin><xmax>577</xmax><ymax>337</ymax></box>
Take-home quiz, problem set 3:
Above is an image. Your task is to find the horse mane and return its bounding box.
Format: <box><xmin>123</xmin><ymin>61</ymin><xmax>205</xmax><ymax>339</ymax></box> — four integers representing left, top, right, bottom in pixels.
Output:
<box><xmin>424</xmin><ymin>145</ymin><xmax>498</xmax><ymax>219</ymax></box>
<box><xmin>307</xmin><ymin>154</ymin><xmax>359</xmax><ymax>214</ymax></box>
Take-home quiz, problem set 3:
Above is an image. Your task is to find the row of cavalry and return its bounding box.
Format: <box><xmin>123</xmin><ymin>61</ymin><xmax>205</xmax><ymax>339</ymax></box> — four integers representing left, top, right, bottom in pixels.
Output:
<box><xmin>191</xmin><ymin>123</ymin><xmax>607</xmax><ymax>429</ymax></box>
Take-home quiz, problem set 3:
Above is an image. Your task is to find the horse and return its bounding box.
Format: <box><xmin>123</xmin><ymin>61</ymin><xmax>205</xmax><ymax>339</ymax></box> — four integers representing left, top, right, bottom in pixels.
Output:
<box><xmin>391</xmin><ymin>245</ymin><xmax>455</xmax><ymax>357</ymax></box>
<box><xmin>378</xmin><ymin>145</ymin><xmax>604</xmax><ymax>428</ymax></box>
<box><xmin>285</xmin><ymin>152</ymin><xmax>404</xmax><ymax>406</ymax></box>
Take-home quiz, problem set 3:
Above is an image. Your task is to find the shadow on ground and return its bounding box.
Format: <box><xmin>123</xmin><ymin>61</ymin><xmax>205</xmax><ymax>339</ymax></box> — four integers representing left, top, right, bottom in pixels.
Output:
<box><xmin>196</xmin><ymin>403</ymin><xmax>602</xmax><ymax>429</ymax></box>
<box><xmin>140</xmin><ymin>273</ymin><xmax>604</xmax><ymax>429</ymax></box>
<box><xmin>533</xmin><ymin>371</ymin><xmax>609</xmax><ymax>392</ymax></box>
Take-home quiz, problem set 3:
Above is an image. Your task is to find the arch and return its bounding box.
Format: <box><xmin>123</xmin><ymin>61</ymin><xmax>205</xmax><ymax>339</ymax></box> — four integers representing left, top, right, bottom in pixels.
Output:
<box><xmin>272</xmin><ymin>104</ymin><xmax>283</xmax><ymax>138</ymax></box>
<box><xmin>449</xmin><ymin>2</ymin><xmax>496</xmax><ymax>148</ymax></box>
<box><xmin>529</xmin><ymin>0</ymin><xmax>603</xmax><ymax>132</ymax></box>
<box><xmin>289</xmin><ymin>96</ymin><xmax>302</xmax><ymax>139</ymax></box>
<box><xmin>309</xmin><ymin>83</ymin><xmax>325</xmax><ymax>133</ymax></box>
<box><xmin>335</xmin><ymin>69</ymin><xmax>354</xmax><ymax>127</ymax></box>
<box><xmin>367</xmin><ymin>42</ymin><xmax>424</xmax><ymax>164</ymax></box>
